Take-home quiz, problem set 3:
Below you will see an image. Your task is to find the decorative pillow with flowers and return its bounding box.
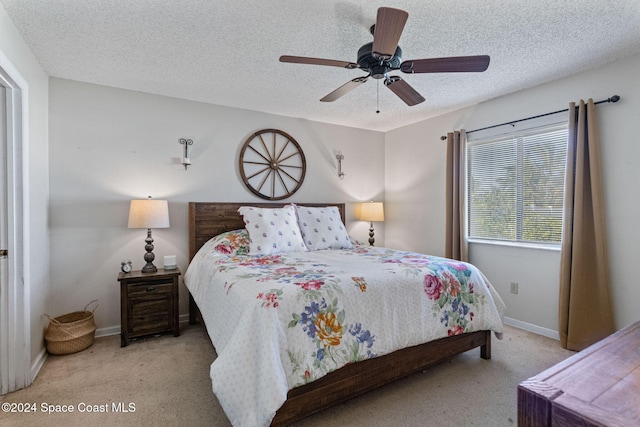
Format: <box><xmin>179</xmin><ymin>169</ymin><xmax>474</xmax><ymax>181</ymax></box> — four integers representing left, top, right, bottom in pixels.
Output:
<box><xmin>293</xmin><ymin>205</ymin><xmax>353</xmax><ymax>251</ymax></box>
<box><xmin>238</xmin><ymin>205</ymin><xmax>308</xmax><ymax>255</ymax></box>
<box><xmin>209</xmin><ymin>229</ymin><xmax>251</xmax><ymax>256</ymax></box>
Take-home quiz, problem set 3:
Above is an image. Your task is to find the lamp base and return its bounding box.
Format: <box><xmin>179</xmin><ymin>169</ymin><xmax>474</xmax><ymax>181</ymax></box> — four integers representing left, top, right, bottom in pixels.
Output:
<box><xmin>368</xmin><ymin>223</ymin><xmax>375</xmax><ymax>246</ymax></box>
<box><xmin>141</xmin><ymin>228</ymin><xmax>158</xmax><ymax>273</ymax></box>
<box><xmin>141</xmin><ymin>263</ymin><xmax>158</xmax><ymax>274</ymax></box>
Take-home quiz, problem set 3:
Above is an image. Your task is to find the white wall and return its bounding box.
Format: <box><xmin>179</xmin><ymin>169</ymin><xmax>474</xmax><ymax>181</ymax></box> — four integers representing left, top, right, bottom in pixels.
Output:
<box><xmin>48</xmin><ymin>78</ymin><xmax>385</xmax><ymax>334</ymax></box>
<box><xmin>385</xmin><ymin>53</ymin><xmax>640</xmax><ymax>333</ymax></box>
<box><xmin>0</xmin><ymin>5</ymin><xmax>50</xmax><ymax>376</ymax></box>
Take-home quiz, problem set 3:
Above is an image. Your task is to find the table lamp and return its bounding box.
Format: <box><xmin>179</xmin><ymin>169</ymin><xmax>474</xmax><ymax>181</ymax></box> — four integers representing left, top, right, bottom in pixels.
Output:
<box><xmin>128</xmin><ymin>197</ymin><xmax>170</xmax><ymax>273</ymax></box>
<box><xmin>359</xmin><ymin>201</ymin><xmax>384</xmax><ymax>246</ymax></box>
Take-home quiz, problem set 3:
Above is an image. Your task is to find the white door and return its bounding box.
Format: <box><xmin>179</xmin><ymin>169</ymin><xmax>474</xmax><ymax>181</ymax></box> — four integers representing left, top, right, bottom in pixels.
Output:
<box><xmin>0</xmin><ymin>83</ymin><xmax>8</xmax><ymax>394</ymax></box>
<box><xmin>0</xmin><ymin>65</ymin><xmax>28</xmax><ymax>394</ymax></box>
<box><xmin>0</xmin><ymin>86</ymin><xmax>6</xmax><ymax>267</ymax></box>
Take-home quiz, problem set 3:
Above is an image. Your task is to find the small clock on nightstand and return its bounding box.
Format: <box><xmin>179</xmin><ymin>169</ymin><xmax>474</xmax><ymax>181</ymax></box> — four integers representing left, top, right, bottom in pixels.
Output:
<box><xmin>120</xmin><ymin>259</ymin><xmax>133</xmax><ymax>273</ymax></box>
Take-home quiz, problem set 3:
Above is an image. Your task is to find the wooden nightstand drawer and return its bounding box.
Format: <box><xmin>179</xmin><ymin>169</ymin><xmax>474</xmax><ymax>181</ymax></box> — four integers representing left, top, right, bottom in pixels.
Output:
<box><xmin>129</xmin><ymin>298</ymin><xmax>171</xmax><ymax>320</ymax></box>
<box><xmin>127</xmin><ymin>282</ymin><xmax>174</xmax><ymax>299</ymax></box>
<box><xmin>128</xmin><ymin>299</ymin><xmax>172</xmax><ymax>335</ymax></box>
<box><xmin>117</xmin><ymin>268</ymin><xmax>181</xmax><ymax>347</ymax></box>
<box><xmin>129</xmin><ymin>315</ymin><xmax>171</xmax><ymax>335</ymax></box>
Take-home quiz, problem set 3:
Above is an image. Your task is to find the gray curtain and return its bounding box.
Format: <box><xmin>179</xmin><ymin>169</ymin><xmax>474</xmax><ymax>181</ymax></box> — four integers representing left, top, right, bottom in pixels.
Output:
<box><xmin>445</xmin><ymin>130</ymin><xmax>468</xmax><ymax>262</ymax></box>
<box><xmin>558</xmin><ymin>99</ymin><xmax>614</xmax><ymax>351</ymax></box>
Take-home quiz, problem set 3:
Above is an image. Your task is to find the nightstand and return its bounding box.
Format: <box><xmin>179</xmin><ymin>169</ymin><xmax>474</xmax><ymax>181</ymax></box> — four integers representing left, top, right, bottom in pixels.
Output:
<box><xmin>117</xmin><ymin>268</ymin><xmax>181</xmax><ymax>347</ymax></box>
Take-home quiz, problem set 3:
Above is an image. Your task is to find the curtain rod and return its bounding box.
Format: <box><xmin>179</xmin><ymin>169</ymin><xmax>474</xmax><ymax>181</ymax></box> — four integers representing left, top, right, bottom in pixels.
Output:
<box><xmin>439</xmin><ymin>95</ymin><xmax>621</xmax><ymax>140</ymax></box>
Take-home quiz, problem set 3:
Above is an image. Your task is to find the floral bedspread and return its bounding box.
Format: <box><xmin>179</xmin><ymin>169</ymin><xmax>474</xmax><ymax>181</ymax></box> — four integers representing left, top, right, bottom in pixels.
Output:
<box><xmin>185</xmin><ymin>244</ymin><xmax>505</xmax><ymax>427</ymax></box>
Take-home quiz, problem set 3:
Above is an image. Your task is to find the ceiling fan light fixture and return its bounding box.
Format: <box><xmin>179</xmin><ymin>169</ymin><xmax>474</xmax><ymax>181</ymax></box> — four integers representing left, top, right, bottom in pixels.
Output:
<box><xmin>370</xmin><ymin>65</ymin><xmax>387</xmax><ymax>80</ymax></box>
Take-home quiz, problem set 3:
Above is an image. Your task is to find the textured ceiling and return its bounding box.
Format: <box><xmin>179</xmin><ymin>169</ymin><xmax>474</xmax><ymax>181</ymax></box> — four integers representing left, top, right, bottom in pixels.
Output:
<box><xmin>2</xmin><ymin>0</ymin><xmax>640</xmax><ymax>131</ymax></box>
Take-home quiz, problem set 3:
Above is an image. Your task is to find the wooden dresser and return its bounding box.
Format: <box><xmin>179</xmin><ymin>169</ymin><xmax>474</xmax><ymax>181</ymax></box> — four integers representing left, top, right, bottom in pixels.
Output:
<box><xmin>518</xmin><ymin>320</ymin><xmax>640</xmax><ymax>427</ymax></box>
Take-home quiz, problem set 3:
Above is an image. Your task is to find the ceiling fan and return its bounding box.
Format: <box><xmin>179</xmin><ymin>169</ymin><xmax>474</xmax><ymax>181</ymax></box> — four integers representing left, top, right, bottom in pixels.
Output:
<box><xmin>280</xmin><ymin>7</ymin><xmax>490</xmax><ymax>107</ymax></box>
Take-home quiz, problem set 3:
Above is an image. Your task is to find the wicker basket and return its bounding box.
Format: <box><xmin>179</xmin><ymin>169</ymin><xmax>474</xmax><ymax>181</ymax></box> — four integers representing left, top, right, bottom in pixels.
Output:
<box><xmin>45</xmin><ymin>300</ymin><xmax>98</xmax><ymax>355</ymax></box>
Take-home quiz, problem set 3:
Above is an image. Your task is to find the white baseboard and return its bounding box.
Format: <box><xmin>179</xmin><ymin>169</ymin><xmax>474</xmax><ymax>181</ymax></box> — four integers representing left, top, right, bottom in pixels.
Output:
<box><xmin>95</xmin><ymin>314</ymin><xmax>192</xmax><ymax>338</ymax></box>
<box><xmin>95</xmin><ymin>325</ymin><xmax>120</xmax><ymax>338</ymax></box>
<box><xmin>504</xmin><ymin>316</ymin><xmax>560</xmax><ymax>340</ymax></box>
<box><xmin>30</xmin><ymin>347</ymin><xmax>47</xmax><ymax>383</ymax></box>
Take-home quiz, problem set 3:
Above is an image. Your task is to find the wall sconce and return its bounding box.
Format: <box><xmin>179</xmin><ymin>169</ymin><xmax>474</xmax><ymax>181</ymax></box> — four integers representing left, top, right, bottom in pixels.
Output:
<box><xmin>179</xmin><ymin>138</ymin><xmax>193</xmax><ymax>170</ymax></box>
<box><xmin>336</xmin><ymin>153</ymin><xmax>345</xmax><ymax>179</ymax></box>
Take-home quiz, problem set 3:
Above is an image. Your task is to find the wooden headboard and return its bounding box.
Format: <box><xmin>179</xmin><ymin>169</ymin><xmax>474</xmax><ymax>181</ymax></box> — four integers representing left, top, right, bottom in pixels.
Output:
<box><xmin>188</xmin><ymin>202</ymin><xmax>346</xmax><ymax>261</ymax></box>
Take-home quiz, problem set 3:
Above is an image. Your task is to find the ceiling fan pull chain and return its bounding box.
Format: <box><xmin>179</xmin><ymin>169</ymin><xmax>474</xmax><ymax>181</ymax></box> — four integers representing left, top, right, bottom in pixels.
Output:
<box><xmin>376</xmin><ymin>80</ymin><xmax>380</xmax><ymax>114</ymax></box>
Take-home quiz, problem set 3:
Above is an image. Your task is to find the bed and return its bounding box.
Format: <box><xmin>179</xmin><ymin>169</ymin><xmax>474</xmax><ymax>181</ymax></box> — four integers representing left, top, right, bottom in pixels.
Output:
<box><xmin>185</xmin><ymin>202</ymin><xmax>505</xmax><ymax>426</ymax></box>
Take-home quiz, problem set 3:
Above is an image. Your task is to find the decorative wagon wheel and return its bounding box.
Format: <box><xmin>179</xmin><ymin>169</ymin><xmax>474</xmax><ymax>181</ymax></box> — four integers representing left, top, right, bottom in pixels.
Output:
<box><xmin>239</xmin><ymin>129</ymin><xmax>307</xmax><ymax>200</ymax></box>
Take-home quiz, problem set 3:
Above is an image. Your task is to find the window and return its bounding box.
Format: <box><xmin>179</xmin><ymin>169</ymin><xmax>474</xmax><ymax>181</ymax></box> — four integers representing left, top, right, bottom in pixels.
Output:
<box><xmin>467</xmin><ymin>124</ymin><xmax>568</xmax><ymax>245</ymax></box>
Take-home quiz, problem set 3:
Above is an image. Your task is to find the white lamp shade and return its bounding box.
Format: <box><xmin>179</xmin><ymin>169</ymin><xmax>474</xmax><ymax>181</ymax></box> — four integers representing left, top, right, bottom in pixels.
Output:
<box><xmin>360</xmin><ymin>202</ymin><xmax>384</xmax><ymax>222</ymax></box>
<box><xmin>128</xmin><ymin>199</ymin><xmax>170</xmax><ymax>229</ymax></box>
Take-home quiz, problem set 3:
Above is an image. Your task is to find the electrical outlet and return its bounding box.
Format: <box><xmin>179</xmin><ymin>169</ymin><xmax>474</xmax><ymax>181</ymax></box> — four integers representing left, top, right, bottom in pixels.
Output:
<box><xmin>510</xmin><ymin>282</ymin><xmax>519</xmax><ymax>294</ymax></box>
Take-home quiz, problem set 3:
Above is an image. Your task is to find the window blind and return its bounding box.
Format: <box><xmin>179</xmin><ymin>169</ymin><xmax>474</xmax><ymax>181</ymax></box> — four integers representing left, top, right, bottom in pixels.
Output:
<box><xmin>467</xmin><ymin>124</ymin><xmax>568</xmax><ymax>245</ymax></box>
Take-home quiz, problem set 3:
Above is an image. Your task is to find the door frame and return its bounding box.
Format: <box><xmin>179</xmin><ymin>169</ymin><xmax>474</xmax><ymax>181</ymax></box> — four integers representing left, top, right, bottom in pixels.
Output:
<box><xmin>0</xmin><ymin>54</ymin><xmax>30</xmax><ymax>395</ymax></box>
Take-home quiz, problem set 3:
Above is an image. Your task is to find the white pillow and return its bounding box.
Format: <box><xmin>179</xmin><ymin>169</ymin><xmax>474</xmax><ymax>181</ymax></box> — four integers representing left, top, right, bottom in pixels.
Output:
<box><xmin>293</xmin><ymin>205</ymin><xmax>353</xmax><ymax>250</ymax></box>
<box><xmin>238</xmin><ymin>205</ymin><xmax>307</xmax><ymax>255</ymax></box>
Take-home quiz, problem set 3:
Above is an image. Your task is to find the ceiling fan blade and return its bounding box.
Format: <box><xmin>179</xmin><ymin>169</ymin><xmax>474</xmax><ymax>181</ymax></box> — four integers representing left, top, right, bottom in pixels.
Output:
<box><xmin>400</xmin><ymin>55</ymin><xmax>490</xmax><ymax>73</ymax></box>
<box><xmin>320</xmin><ymin>77</ymin><xmax>368</xmax><ymax>102</ymax></box>
<box><xmin>372</xmin><ymin>7</ymin><xmax>408</xmax><ymax>60</ymax></box>
<box><xmin>384</xmin><ymin>76</ymin><xmax>425</xmax><ymax>106</ymax></box>
<box><xmin>280</xmin><ymin>55</ymin><xmax>358</xmax><ymax>69</ymax></box>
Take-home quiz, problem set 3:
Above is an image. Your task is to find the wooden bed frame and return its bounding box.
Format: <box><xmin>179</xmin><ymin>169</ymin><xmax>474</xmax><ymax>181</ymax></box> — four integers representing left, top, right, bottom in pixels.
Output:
<box><xmin>187</xmin><ymin>202</ymin><xmax>492</xmax><ymax>426</ymax></box>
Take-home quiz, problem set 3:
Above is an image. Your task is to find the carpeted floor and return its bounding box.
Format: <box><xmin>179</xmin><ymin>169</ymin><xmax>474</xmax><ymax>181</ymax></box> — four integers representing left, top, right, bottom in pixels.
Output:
<box><xmin>0</xmin><ymin>324</ymin><xmax>573</xmax><ymax>426</ymax></box>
